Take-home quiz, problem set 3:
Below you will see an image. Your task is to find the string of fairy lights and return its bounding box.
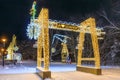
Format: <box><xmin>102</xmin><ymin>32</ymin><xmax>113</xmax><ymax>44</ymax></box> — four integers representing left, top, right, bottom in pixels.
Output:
<box><xmin>26</xmin><ymin>19</ymin><xmax>105</xmax><ymax>40</ymax></box>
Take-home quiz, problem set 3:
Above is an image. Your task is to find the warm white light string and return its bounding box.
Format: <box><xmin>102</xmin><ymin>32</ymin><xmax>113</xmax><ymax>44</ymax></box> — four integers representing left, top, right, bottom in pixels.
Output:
<box><xmin>26</xmin><ymin>19</ymin><xmax>104</xmax><ymax>40</ymax></box>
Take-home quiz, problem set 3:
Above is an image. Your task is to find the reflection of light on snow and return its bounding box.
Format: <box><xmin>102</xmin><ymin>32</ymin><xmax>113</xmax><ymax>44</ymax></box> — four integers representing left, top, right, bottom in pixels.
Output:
<box><xmin>50</xmin><ymin>67</ymin><xmax>76</xmax><ymax>72</ymax></box>
<box><xmin>50</xmin><ymin>63</ymin><xmax>76</xmax><ymax>72</ymax></box>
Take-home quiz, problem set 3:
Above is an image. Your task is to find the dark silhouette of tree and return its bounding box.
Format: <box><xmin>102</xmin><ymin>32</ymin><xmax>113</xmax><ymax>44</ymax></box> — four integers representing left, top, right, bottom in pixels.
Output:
<box><xmin>17</xmin><ymin>40</ymin><xmax>37</xmax><ymax>60</ymax></box>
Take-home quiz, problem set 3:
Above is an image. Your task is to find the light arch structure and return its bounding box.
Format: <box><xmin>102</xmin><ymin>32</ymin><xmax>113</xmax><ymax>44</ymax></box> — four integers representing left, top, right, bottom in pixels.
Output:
<box><xmin>36</xmin><ymin>8</ymin><xmax>103</xmax><ymax>79</ymax></box>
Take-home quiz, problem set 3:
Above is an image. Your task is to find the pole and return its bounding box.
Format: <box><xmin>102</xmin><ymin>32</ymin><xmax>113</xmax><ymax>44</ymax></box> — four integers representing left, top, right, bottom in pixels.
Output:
<box><xmin>2</xmin><ymin>41</ymin><xmax>5</xmax><ymax>67</ymax></box>
<box><xmin>2</xmin><ymin>52</ymin><xmax>4</xmax><ymax>67</ymax></box>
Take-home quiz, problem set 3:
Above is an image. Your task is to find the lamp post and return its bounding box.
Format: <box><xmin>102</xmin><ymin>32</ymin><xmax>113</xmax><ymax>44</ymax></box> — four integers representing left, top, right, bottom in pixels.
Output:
<box><xmin>1</xmin><ymin>48</ymin><xmax>5</xmax><ymax>67</ymax></box>
<box><xmin>1</xmin><ymin>38</ymin><xmax>6</xmax><ymax>67</ymax></box>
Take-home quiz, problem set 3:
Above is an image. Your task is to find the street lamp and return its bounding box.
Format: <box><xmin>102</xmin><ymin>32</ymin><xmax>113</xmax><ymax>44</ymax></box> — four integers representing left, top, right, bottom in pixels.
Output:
<box><xmin>2</xmin><ymin>38</ymin><xmax>6</xmax><ymax>48</ymax></box>
<box><xmin>1</xmin><ymin>38</ymin><xmax>7</xmax><ymax>67</ymax></box>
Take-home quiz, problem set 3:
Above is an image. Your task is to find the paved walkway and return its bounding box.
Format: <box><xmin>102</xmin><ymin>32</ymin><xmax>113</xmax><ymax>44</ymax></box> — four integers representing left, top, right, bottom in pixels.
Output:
<box><xmin>52</xmin><ymin>69</ymin><xmax>120</xmax><ymax>80</ymax></box>
<box><xmin>0</xmin><ymin>69</ymin><xmax>120</xmax><ymax>80</ymax></box>
<box><xmin>0</xmin><ymin>74</ymin><xmax>41</xmax><ymax>80</ymax></box>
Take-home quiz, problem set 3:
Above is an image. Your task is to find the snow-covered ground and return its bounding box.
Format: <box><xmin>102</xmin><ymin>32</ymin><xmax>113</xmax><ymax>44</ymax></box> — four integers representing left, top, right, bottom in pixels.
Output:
<box><xmin>0</xmin><ymin>61</ymin><xmax>120</xmax><ymax>80</ymax></box>
<box><xmin>0</xmin><ymin>61</ymin><xmax>120</xmax><ymax>74</ymax></box>
<box><xmin>0</xmin><ymin>61</ymin><xmax>76</xmax><ymax>74</ymax></box>
<box><xmin>0</xmin><ymin>61</ymin><xmax>37</xmax><ymax>74</ymax></box>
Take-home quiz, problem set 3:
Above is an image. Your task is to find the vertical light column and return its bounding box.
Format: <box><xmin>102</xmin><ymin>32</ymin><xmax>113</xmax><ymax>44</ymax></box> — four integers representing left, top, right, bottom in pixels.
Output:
<box><xmin>37</xmin><ymin>8</ymin><xmax>51</xmax><ymax>79</ymax></box>
<box><xmin>90</xmin><ymin>18</ymin><xmax>100</xmax><ymax>68</ymax></box>
<box><xmin>42</xmin><ymin>8</ymin><xmax>49</xmax><ymax>71</ymax></box>
<box><xmin>9</xmin><ymin>43</ymin><xmax>13</xmax><ymax>60</ymax></box>
<box><xmin>37</xmin><ymin>8</ymin><xmax>43</xmax><ymax>68</ymax></box>
<box><xmin>38</xmin><ymin>8</ymin><xmax>49</xmax><ymax>70</ymax></box>
<box><xmin>77</xmin><ymin>26</ymin><xmax>85</xmax><ymax>66</ymax></box>
<box><xmin>10</xmin><ymin>44</ymin><xmax>13</xmax><ymax>60</ymax></box>
<box><xmin>37</xmin><ymin>34</ymin><xmax>42</xmax><ymax>67</ymax></box>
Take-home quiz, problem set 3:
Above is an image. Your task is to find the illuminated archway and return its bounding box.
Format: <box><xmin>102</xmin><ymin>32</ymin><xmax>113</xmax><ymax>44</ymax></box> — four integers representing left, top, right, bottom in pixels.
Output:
<box><xmin>36</xmin><ymin>8</ymin><xmax>105</xmax><ymax>79</ymax></box>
